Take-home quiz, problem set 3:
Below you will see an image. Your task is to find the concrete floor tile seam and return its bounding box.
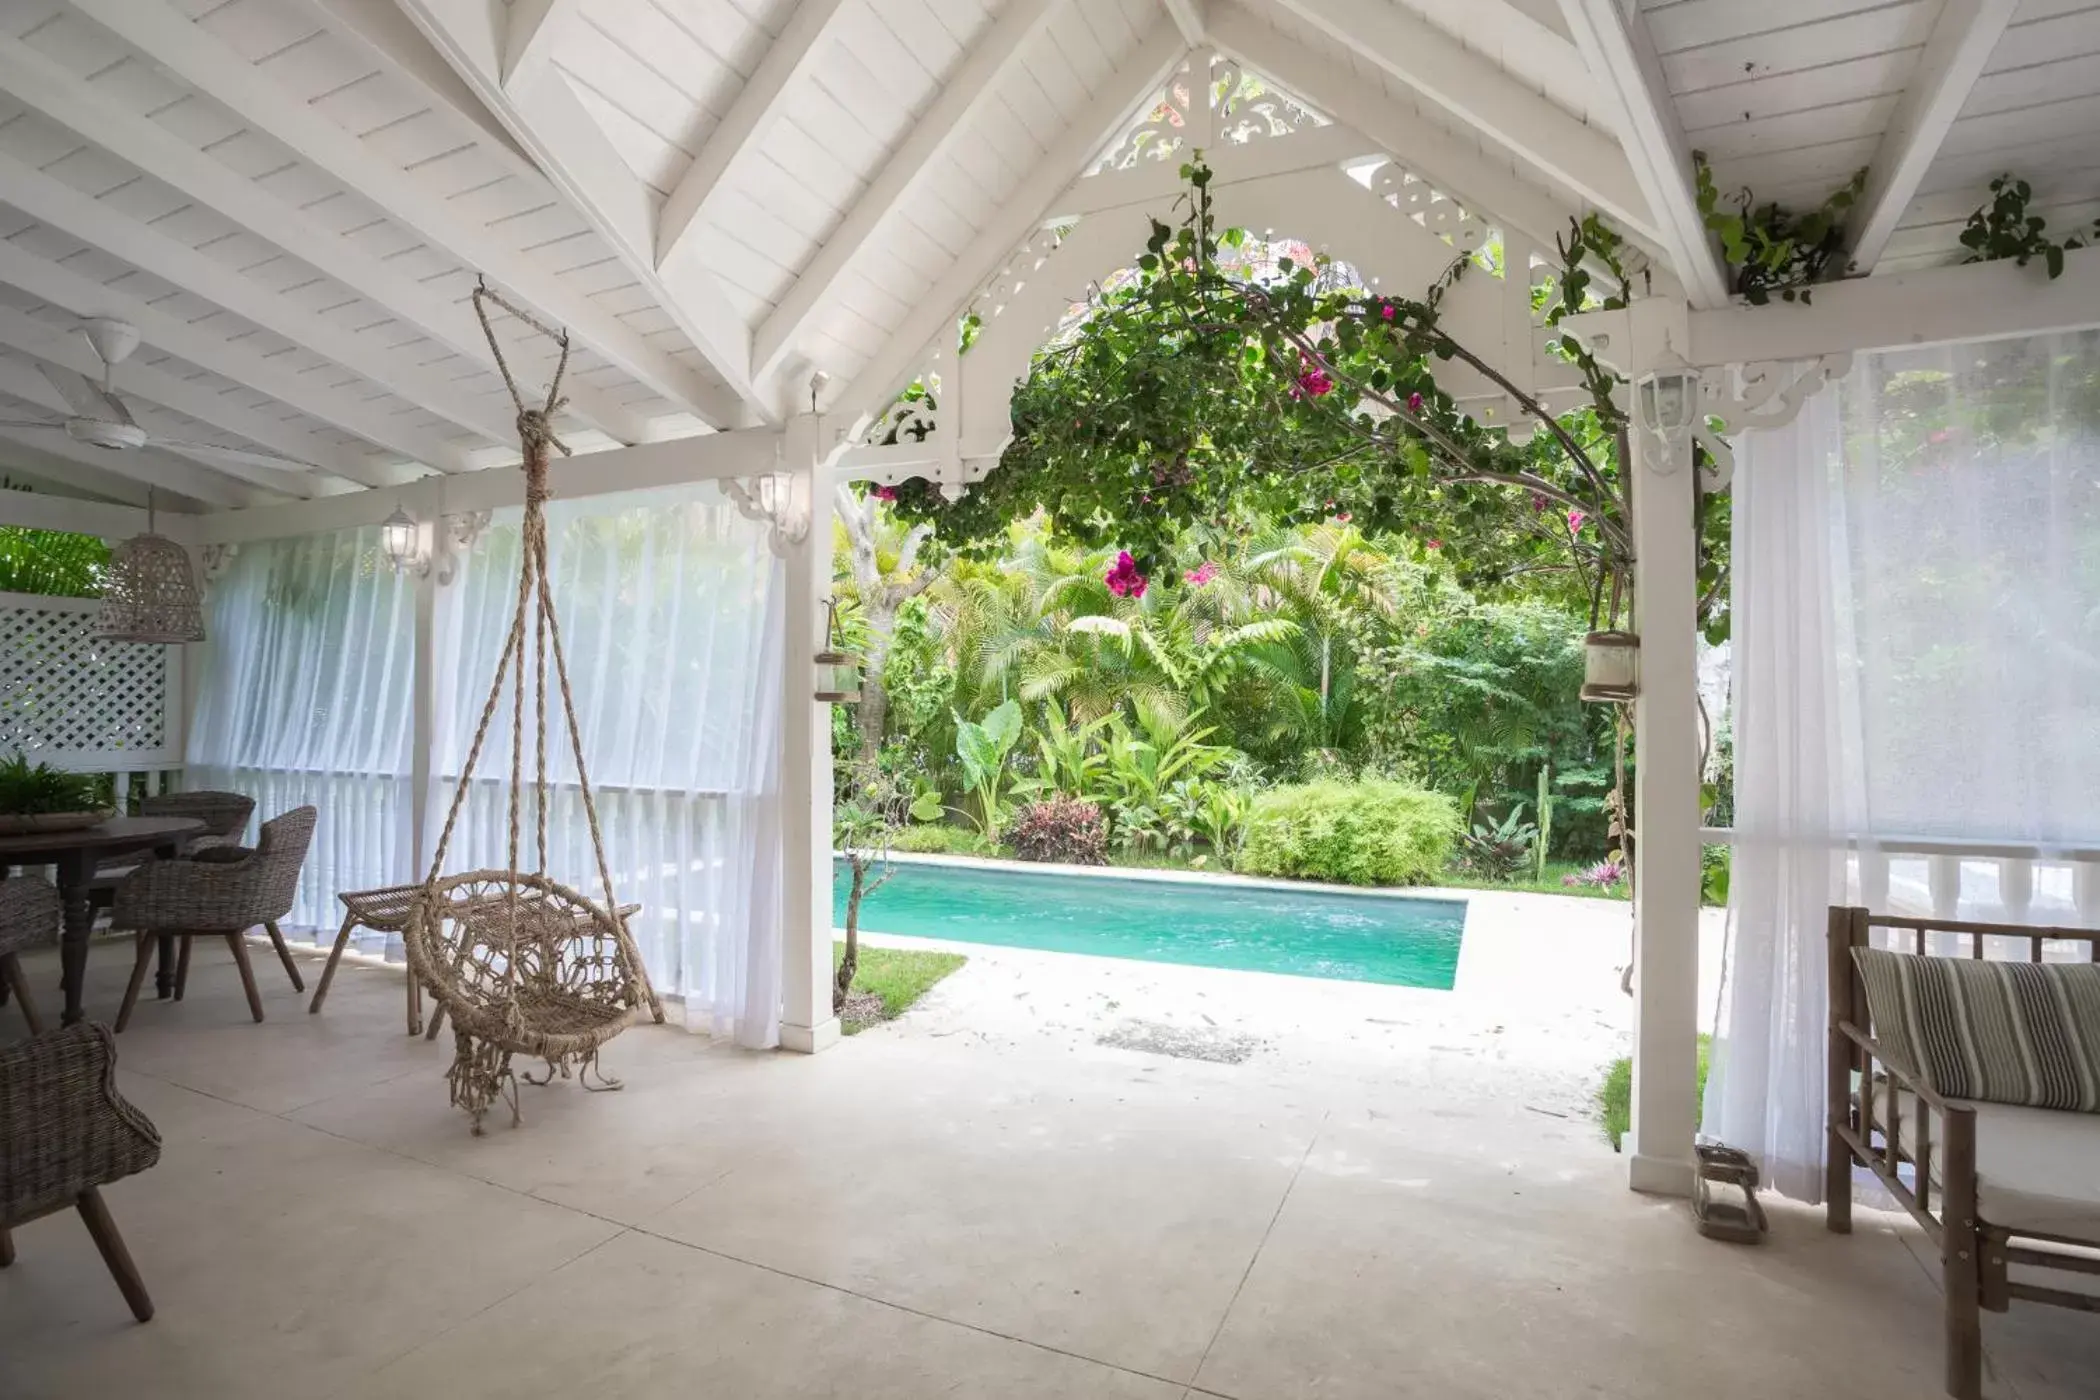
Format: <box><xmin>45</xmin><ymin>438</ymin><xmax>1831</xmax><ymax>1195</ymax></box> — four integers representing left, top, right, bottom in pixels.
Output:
<box><xmin>1186</xmin><ymin>1109</ymin><xmax>1331</xmax><ymax>1392</ymax></box>
<box><xmin>315</xmin><ymin>1226</ymin><xmax>646</xmax><ymax>1400</ymax></box>
<box><xmin>616</xmin><ymin>1216</ymin><xmax>1204</xmax><ymax>1392</ymax></box>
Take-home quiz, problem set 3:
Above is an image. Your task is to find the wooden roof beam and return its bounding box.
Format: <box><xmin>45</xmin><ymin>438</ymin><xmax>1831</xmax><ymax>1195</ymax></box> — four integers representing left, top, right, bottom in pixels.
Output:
<box><xmin>752</xmin><ymin>0</ymin><xmax>1065</xmax><ymax>388</ymax></box>
<box><xmin>1844</xmin><ymin>0</ymin><xmax>2019</xmax><ymax>275</ymax></box>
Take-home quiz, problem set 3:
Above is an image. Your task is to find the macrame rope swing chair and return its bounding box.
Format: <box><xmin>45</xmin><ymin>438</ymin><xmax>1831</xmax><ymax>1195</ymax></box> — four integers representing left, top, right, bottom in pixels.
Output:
<box><xmin>404</xmin><ymin>281</ymin><xmax>664</xmax><ymax>1135</ymax></box>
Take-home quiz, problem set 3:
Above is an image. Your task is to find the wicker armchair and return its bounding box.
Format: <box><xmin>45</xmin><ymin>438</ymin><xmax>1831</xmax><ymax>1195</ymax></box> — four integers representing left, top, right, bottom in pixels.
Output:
<box><xmin>110</xmin><ymin>806</ymin><xmax>317</xmax><ymax>1030</ymax></box>
<box><xmin>91</xmin><ymin>791</ymin><xmax>257</xmax><ymax>910</ymax></box>
<box><xmin>0</xmin><ymin>877</ymin><xmax>60</xmax><ymax>1034</ymax></box>
<box><xmin>0</xmin><ymin>1022</ymin><xmax>160</xmax><ymax>1320</ymax></box>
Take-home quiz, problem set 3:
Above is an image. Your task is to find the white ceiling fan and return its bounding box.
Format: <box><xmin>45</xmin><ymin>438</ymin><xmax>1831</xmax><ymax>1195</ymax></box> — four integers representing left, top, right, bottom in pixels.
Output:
<box><xmin>0</xmin><ymin>318</ymin><xmax>319</xmax><ymax>474</ymax></box>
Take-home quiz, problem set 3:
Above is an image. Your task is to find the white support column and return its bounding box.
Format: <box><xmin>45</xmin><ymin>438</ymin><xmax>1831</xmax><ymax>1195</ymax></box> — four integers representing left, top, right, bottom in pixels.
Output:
<box><xmin>410</xmin><ymin>536</ymin><xmax>439</xmax><ymax>878</ymax></box>
<box><xmin>779</xmin><ymin>412</ymin><xmax>840</xmax><ymax>1054</ymax></box>
<box><xmin>1627</xmin><ymin>300</ymin><xmax>1701</xmax><ymax>1198</ymax></box>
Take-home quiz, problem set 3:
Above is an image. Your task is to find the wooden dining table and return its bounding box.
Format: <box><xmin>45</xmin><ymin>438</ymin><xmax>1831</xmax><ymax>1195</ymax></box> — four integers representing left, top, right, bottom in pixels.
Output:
<box><xmin>0</xmin><ymin>815</ymin><xmax>205</xmax><ymax>1026</ymax></box>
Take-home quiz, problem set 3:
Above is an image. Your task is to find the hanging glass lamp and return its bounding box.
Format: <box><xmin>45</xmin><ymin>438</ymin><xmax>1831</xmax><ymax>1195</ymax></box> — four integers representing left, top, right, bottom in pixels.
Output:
<box><xmin>815</xmin><ymin>598</ymin><xmax>861</xmax><ymax>703</ymax></box>
<box><xmin>95</xmin><ymin>489</ymin><xmax>204</xmax><ymax>644</ymax></box>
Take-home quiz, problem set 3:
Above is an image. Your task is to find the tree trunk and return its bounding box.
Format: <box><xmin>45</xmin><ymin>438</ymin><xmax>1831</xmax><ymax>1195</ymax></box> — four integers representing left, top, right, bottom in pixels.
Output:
<box><xmin>834</xmin><ymin>856</ymin><xmax>868</xmax><ymax>1014</ymax></box>
<box><xmin>855</xmin><ymin>624</ymin><xmax>893</xmax><ymax>767</ymax></box>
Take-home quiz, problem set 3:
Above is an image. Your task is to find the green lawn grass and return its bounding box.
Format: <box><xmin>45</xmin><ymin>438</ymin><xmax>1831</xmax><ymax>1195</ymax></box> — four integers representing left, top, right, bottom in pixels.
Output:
<box><xmin>832</xmin><ymin>941</ymin><xmax>967</xmax><ymax>1035</ymax></box>
<box><xmin>1437</xmin><ymin>858</ymin><xmax>1631</xmax><ymax>901</ymax></box>
<box><xmin>1599</xmin><ymin>1034</ymin><xmax>1712</xmax><ymax>1150</ymax></box>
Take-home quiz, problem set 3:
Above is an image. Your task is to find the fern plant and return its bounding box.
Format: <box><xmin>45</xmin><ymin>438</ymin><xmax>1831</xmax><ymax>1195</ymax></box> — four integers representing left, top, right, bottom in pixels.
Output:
<box><xmin>0</xmin><ymin>753</ymin><xmax>102</xmax><ymax>815</ymax></box>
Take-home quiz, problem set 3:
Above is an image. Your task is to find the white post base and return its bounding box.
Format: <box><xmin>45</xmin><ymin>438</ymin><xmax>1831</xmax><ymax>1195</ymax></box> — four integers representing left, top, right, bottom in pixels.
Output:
<box><xmin>1628</xmin><ymin>1151</ymin><xmax>1696</xmax><ymax>1198</ymax></box>
<box><xmin>779</xmin><ymin>1017</ymin><xmax>841</xmax><ymax>1055</ymax></box>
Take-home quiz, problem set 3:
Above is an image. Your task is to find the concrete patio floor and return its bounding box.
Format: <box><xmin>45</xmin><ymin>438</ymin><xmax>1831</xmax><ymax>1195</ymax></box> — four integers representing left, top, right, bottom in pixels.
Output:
<box><xmin>2</xmin><ymin>930</ymin><xmax>2094</xmax><ymax>1400</ymax></box>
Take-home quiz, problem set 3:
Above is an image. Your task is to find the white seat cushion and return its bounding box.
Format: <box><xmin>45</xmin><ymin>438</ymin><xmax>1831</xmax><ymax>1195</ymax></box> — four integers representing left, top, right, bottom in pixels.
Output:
<box><xmin>1875</xmin><ymin>1088</ymin><xmax>2100</xmax><ymax>1243</ymax></box>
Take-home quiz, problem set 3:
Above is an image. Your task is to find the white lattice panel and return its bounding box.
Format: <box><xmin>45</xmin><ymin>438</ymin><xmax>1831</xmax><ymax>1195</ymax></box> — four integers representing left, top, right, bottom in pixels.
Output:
<box><xmin>0</xmin><ymin>593</ymin><xmax>181</xmax><ymax>769</ymax></box>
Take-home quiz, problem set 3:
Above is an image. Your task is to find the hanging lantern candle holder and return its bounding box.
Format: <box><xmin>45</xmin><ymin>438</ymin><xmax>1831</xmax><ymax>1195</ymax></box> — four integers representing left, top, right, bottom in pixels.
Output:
<box><xmin>1580</xmin><ymin>629</ymin><xmax>1640</xmax><ymax>702</ymax></box>
<box><xmin>815</xmin><ymin>598</ymin><xmax>861</xmax><ymax>704</ymax></box>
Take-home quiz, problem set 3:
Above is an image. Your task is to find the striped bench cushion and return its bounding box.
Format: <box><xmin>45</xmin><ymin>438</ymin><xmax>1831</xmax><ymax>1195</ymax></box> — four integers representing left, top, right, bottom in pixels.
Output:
<box><xmin>1853</xmin><ymin>948</ymin><xmax>2100</xmax><ymax>1113</ymax></box>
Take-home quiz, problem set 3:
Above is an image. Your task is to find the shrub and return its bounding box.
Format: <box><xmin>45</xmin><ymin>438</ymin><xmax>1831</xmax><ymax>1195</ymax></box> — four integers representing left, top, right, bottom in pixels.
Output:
<box><xmin>1007</xmin><ymin>797</ymin><xmax>1108</xmax><ymax>865</ymax></box>
<box><xmin>886</xmin><ymin>824</ymin><xmax>993</xmax><ymax>857</ymax></box>
<box><xmin>1236</xmin><ymin>779</ymin><xmax>1459</xmax><ymax>886</ymax></box>
<box><xmin>1455</xmin><ymin>805</ymin><xmax>1537</xmax><ymax>882</ymax></box>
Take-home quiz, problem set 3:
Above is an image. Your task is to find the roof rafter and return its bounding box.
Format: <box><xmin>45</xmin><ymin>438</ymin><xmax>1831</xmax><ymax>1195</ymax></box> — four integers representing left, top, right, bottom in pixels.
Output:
<box><xmin>1556</xmin><ymin>0</ymin><xmax>1729</xmax><ymax>308</ymax></box>
<box><xmin>752</xmin><ymin>0</ymin><xmax>1064</xmax><ymax>386</ymax></box>
<box><xmin>1161</xmin><ymin>0</ymin><xmax>1208</xmax><ymax>46</ymax></box>
<box><xmin>65</xmin><ymin>0</ymin><xmax>742</xmax><ymax>430</ymax></box>
<box><xmin>0</xmin><ymin>357</ymin><xmax>277</xmax><ymax>509</ymax></box>
<box><xmin>841</xmin><ymin>24</ymin><xmax>1191</xmax><ymax>419</ymax></box>
<box><xmin>1267</xmin><ymin>0</ymin><xmax>1653</xmax><ymax>241</ymax></box>
<box><xmin>0</xmin><ymin>33</ymin><xmax>646</xmax><ymax>448</ymax></box>
<box><xmin>655</xmin><ymin>0</ymin><xmax>852</xmax><ymax>274</ymax></box>
<box><xmin>1207</xmin><ymin>9</ymin><xmax>1584</xmax><ymax>256</ymax></box>
<box><xmin>0</xmin><ymin>245</ymin><xmax>427</xmax><ymax>490</ymax></box>
<box><xmin>0</xmin><ymin>147</ymin><xmax>516</xmax><ymax>451</ymax></box>
<box><xmin>1845</xmin><ymin>0</ymin><xmax>2019</xmax><ymax>275</ymax></box>
<box><xmin>500</xmin><ymin>0</ymin><xmax>579</xmax><ymax>93</ymax></box>
<box><xmin>395</xmin><ymin>0</ymin><xmax>767</xmax><ymax>424</ymax></box>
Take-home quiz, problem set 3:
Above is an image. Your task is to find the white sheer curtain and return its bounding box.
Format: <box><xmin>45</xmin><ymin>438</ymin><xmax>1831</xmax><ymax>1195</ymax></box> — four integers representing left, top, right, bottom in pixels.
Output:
<box><xmin>432</xmin><ymin>486</ymin><xmax>785</xmax><ymax>1046</ymax></box>
<box><xmin>188</xmin><ymin>527</ymin><xmax>416</xmax><ymax>938</ymax></box>
<box><xmin>1704</xmin><ymin>330</ymin><xmax>2100</xmax><ymax>1199</ymax></box>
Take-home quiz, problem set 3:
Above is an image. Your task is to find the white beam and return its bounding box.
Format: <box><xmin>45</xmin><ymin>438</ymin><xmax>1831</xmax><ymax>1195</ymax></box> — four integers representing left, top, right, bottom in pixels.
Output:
<box><xmin>1057</xmin><ymin>123</ymin><xmax>1383</xmax><ymax>217</ymax></box>
<box><xmin>1162</xmin><ymin>0</ymin><xmax>1208</xmax><ymax>45</ymax></box>
<box><xmin>0</xmin><ymin>242</ymin><xmax>438</xmax><ymax>487</ymax></box>
<box><xmin>752</xmin><ymin>0</ymin><xmax>1063</xmax><ymax>384</ymax></box>
<box><xmin>656</xmin><ymin>0</ymin><xmax>851</xmax><ymax>272</ymax></box>
<box><xmin>1208</xmin><ymin>10</ymin><xmax>1584</xmax><ymax>255</ymax></box>
<box><xmin>1560</xmin><ymin>244</ymin><xmax>2100</xmax><ymax>368</ymax></box>
<box><xmin>840</xmin><ymin>24</ymin><xmax>1190</xmax><ymax>419</ymax></box>
<box><xmin>0</xmin><ymin>149</ymin><xmax>515</xmax><ymax>451</ymax></box>
<box><xmin>197</xmin><ymin>426</ymin><xmax>785</xmax><ymax>544</ymax></box>
<box><xmin>67</xmin><ymin>0</ymin><xmax>741</xmax><ymax>429</ymax></box>
<box><xmin>1844</xmin><ymin>0</ymin><xmax>2019</xmax><ymax>275</ymax></box>
<box><xmin>1556</xmin><ymin>0</ymin><xmax>1729</xmax><ymax>308</ymax></box>
<box><xmin>1268</xmin><ymin>0</ymin><xmax>1653</xmax><ymax>239</ymax></box>
<box><xmin>393</xmin><ymin>0</ymin><xmax>764</xmax><ymax>424</ymax></box>
<box><xmin>0</xmin><ymin>482</ymin><xmax>157</xmax><ymax>538</ymax></box>
<box><xmin>500</xmin><ymin>0</ymin><xmax>578</xmax><ymax>92</ymax></box>
<box><xmin>0</xmin><ymin>32</ymin><xmax>642</xmax><ymax>447</ymax></box>
<box><xmin>778</xmin><ymin>412</ymin><xmax>837</xmax><ymax>1053</ymax></box>
<box><xmin>0</xmin><ymin>434</ymin><xmax>207</xmax><ymax>514</ymax></box>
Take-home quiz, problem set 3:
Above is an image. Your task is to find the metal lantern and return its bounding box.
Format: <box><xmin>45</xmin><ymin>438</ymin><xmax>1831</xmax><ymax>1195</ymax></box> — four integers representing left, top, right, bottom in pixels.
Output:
<box><xmin>96</xmin><ymin>491</ymin><xmax>204</xmax><ymax>644</ymax></box>
<box><xmin>1580</xmin><ymin>629</ymin><xmax>1640</xmax><ymax>702</ymax></box>
<box><xmin>380</xmin><ymin>505</ymin><xmax>424</xmax><ymax>575</ymax></box>
<box><xmin>815</xmin><ymin>598</ymin><xmax>861</xmax><ymax>704</ymax></box>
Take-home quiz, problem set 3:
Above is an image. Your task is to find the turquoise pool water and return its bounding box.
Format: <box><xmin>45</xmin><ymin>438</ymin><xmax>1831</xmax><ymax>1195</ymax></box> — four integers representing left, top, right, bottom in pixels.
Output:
<box><xmin>833</xmin><ymin>859</ymin><xmax>1467</xmax><ymax>989</ymax></box>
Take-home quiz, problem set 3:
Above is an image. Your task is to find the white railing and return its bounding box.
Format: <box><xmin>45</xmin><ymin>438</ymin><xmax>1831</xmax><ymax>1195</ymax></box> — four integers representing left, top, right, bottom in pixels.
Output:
<box><xmin>1703</xmin><ymin>828</ymin><xmax>2100</xmax><ymax>950</ymax></box>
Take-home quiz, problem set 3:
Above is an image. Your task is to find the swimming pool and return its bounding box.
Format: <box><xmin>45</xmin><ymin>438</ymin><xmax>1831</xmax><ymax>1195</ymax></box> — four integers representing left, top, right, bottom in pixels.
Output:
<box><xmin>833</xmin><ymin>857</ymin><xmax>1467</xmax><ymax>989</ymax></box>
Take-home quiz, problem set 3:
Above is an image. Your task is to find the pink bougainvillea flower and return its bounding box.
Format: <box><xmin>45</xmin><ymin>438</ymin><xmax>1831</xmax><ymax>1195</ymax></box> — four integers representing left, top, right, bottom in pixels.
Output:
<box><xmin>1104</xmin><ymin>550</ymin><xmax>1148</xmax><ymax>600</ymax></box>
<box><xmin>1426</xmin><ymin>538</ymin><xmax>1443</xmax><ymax>550</ymax></box>
<box><xmin>871</xmin><ymin>484</ymin><xmax>897</xmax><ymax>501</ymax></box>
<box><xmin>1334</xmin><ymin>511</ymin><xmax>1352</xmax><ymax>523</ymax></box>
<box><xmin>1296</xmin><ymin>366</ymin><xmax>1334</xmax><ymax>398</ymax></box>
<box><xmin>1406</xmin><ymin>391</ymin><xmax>1424</xmax><ymax>413</ymax></box>
<box><xmin>1381</xmin><ymin>303</ymin><xmax>1396</xmax><ymax>322</ymax></box>
<box><xmin>1530</xmin><ymin>492</ymin><xmax>1549</xmax><ymax>513</ymax></box>
<box><xmin>1567</xmin><ymin>508</ymin><xmax>1587</xmax><ymax>534</ymax></box>
<box><xmin>1185</xmin><ymin>561</ymin><xmax>1219</xmax><ymax>587</ymax></box>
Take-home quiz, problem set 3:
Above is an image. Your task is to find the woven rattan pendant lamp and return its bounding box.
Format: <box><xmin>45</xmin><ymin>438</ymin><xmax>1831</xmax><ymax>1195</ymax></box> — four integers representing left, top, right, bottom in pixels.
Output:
<box><xmin>95</xmin><ymin>489</ymin><xmax>204</xmax><ymax>644</ymax></box>
<box><xmin>404</xmin><ymin>281</ymin><xmax>663</xmax><ymax>1135</ymax></box>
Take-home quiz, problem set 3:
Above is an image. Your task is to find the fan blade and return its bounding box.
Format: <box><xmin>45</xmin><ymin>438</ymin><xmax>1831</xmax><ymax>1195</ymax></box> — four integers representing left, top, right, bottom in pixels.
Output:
<box><xmin>36</xmin><ymin>363</ymin><xmax>131</xmax><ymax>424</ymax></box>
<box><xmin>152</xmin><ymin>438</ymin><xmax>320</xmax><ymax>472</ymax></box>
<box><xmin>0</xmin><ymin>418</ymin><xmax>64</xmax><ymax>430</ymax></box>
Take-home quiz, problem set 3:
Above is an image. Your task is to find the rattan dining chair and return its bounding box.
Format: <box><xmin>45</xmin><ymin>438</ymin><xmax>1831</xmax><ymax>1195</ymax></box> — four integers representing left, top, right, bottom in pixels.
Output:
<box><xmin>110</xmin><ymin>806</ymin><xmax>317</xmax><ymax>1030</ymax></box>
<box><xmin>0</xmin><ymin>1021</ymin><xmax>160</xmax><ymax>1321</ymax></box>
<box><xmin>0</xmin><ymin>876</ymin><xmax>60</xmax><ymax>1033</ymax></box>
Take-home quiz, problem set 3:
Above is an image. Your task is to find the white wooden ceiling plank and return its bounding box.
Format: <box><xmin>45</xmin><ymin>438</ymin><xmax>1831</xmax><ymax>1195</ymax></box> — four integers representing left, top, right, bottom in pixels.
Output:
<box><xmin>1661</xmin><ymin>4</ymin><xmax>1937</xmax><ymax>96</ymax></box>
<box><xmin>1940</xmin><ymin>91</ymin><xmax>2100</xmax><ymax>156</ymax></box>
<box><xmin>1846</xmin><ymin>0</ymin><xmax>2019</xmax><ymax>273</ymax></box>
<box><xmin>747</xmin><ymin>0</ymin><xmax>1062</xmax><ymax>385</ymax></box>
<box><xmin>750</xmin><ymin>121</ymin><xmax>857</xmax><ymax>224</ymax></box>
<box><xmin>17</xmin><ymin>7</ymin><xmax>126</xmax><ymax>71</ymax></box>
<box><xmin>1905</xmin><ymin>157</ymin><xmax>2100</xmax><ymax>217</ymax></box>
<box><xmin>646</xmin><ymin>0</ymin><xmax>778</xmax><ymax>78</ymax></box>
<box><xmin>562</xmin><ymin>13</ymin><xmax>708</xmax><ymax>152</ymax></box>
<box><xmin>653</xmin><ymin>0</ymin><xmax>852</xmax><ymax>271</ymax></box>
<box><xmin>840</xmin><ymin>18</ymin><xmax>1186</xmax><ymax>416</ymax></box>
<box><xmin>869</xmin><ymin>0</ymin><xmax>967</xmax><ymax>77</ymax></box>
<box><xmin>1884</xmin><ymin>194</ymin><xmax>2100</xmax><ymax>261</ymax></box>
<box><xmin>1712</xmin><ymin>134</ymin><xmax>1884</xmax><ymax>196</ymax></box>
<box><xmin>1015</xmin><ymin>14</ymin><xmax>1092</xmax><ymax>114</ymax></box>
<box><xmin>1689</xmin><ymin>95</ymin><xmax>1904</xmax><ymax>164</ymax></box>
<box><xmin>75</xmin><ymin>0</ymin><xmax>746</xmax><ymax>425</ymax></box>
<box><xmin>1964</xmin><ymin>53</ymin><xmax>2100</xmax><ymax>117</ymax></box>
<box><xmin>1643</xmin><ymin>0</ymin><xmax>1900</xmax><ymax>56</ymax></box>
<box><xmin>556</xmin><ymin>76</ymin><xmax>687</xmax><ymax>195</ymax></box>
<box><xmin>1675</xmin><ymin>50</ymin><xmax>1920</xmax><ymax>131</ymax></box>
<box><xmin>191</xmin><ymin>0</ymin><xmax>322</xmax><ymax>63</ymax></box>
<box><xmin>1985</xmin><ymin>5</ymin><xmax>2100</xmax><ymax>69</ymax></box>
<box><xmin>1072</xmin><ymin>0</ymin><xmax>1143</xmax><ymax>54</ymax></box>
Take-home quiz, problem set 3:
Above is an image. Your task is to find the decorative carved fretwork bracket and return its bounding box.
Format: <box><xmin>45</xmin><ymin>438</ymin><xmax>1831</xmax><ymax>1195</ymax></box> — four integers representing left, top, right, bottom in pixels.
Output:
<box><xmin>435</xmin><ymin>510</ymin><xmax>493</xmax><ymax>586</ymax></box>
